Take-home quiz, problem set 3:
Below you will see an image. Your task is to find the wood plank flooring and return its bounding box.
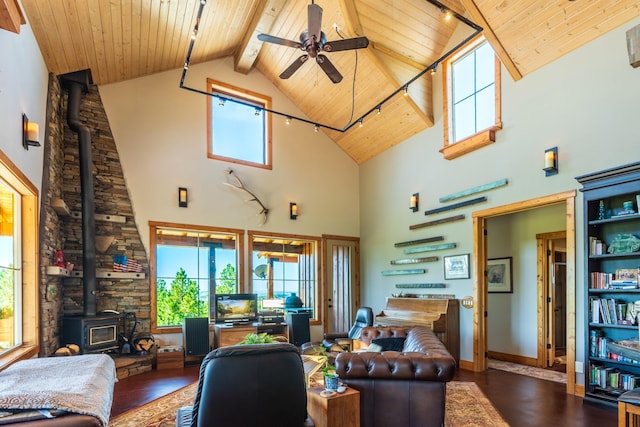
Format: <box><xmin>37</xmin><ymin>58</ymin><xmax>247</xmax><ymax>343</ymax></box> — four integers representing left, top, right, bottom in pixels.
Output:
<box><xmin>111</xmin><ymin>365</ymin><xmax>617</xmax><ymax>426</ymax></box>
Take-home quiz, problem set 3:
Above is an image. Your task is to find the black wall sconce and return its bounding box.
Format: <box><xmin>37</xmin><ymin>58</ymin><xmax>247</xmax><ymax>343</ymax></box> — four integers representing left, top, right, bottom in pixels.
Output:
<box><xmin>178</xmin><ymin>187</ymin><xmax>188</xmax><ymax>207</ymax></box>
<box><xmin>290</xmin><ymin>202</ymin><xmax>298</xmax><ymax>220</ymax></box>
<box><xmin>22</xmin><ymin>114</ymin><xmax>40</xmax><ymax>149</ymax></box>
<box><xmin>410</xmin><ymin>193</ymin><xmax>419</xmax><ymax>212</ymax></box>
<box><xmin>543</xmin><ymin>147</ymin><xmax>558</xmax><ymax>176</ymax></box>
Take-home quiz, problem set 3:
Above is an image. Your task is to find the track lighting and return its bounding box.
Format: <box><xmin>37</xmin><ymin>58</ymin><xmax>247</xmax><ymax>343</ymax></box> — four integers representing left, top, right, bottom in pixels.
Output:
<box><xmin>218</xmin><ymin>98</ymin><xmax>226</xmax><ymax>107</ymax></box>
<box><xmin>254</xmin><ymin>107</ymin><xmax>261</xmax><ymax>116</ymax></box>
<box><xmin>314</xmin><ymin>124</ymin><xmax>319</xmax><ymax>132</ymax></box>
<box><xmin>358</xmin><ymin>118</ymin><xmax>364</xmax><ymax>128</ymax></box>
<box><xmin>403</xmin><ymin>85</ymin><xmax>409</xmax><ymax>96</ymax></box>
<box><xmin>286</xmin><ymin>116</ymin><xmax>291</xmax><ymax>125</ymax></box>
<box><xmin>376</xmin><ymin>105</ymin><xmax>381</xmax><ymax>114</ymax></box>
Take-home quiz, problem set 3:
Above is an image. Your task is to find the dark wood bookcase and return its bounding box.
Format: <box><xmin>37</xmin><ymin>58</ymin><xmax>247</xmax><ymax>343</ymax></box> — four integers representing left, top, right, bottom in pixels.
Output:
<box><xmin>577</xmin><ymin>162</ymin><xmax>640</xmax><ymax>407</ymax></box>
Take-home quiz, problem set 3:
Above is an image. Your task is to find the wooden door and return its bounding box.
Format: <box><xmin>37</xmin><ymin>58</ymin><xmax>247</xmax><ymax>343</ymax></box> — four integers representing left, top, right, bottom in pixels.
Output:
<box><xmin>324</xmin><ymin>237</ymin><xmax>359</xmax><ymax>334</ymax></box>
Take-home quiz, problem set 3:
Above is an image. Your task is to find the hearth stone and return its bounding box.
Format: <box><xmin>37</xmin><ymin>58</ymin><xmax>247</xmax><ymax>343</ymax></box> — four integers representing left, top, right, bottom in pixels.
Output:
<box><xmin>111</xmin><ymin>354</ymin><xmax>154</xmax><ymax>380</ymax></box>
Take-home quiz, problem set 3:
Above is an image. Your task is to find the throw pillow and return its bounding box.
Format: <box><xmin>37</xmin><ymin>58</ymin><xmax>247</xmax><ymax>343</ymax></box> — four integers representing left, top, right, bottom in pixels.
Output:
<box><xmin>366</xmin><ymin>343</ymin><xmax>383</xmax><ymax>352</ymax></box>
<box><xmin>371</xmin><ymin>337</ymin><xmax>406</xmax><ymax>352</ymax></box>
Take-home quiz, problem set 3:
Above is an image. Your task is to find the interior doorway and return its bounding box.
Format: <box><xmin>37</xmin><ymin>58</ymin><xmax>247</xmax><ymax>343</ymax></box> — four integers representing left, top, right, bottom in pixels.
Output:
<box><xmin>537</xmin><ymin>231</ymin><xmax>567</xmax><ymax>372</ymax></box>
<box><xmin>322</xmin><ymin>235</ymin><xmax>360</xmax><ymax>334</ymax></box>
<box><xmin>471</xmin><ymin>190</ymin><xmax>577</xmax><ymax>396</ymax></box>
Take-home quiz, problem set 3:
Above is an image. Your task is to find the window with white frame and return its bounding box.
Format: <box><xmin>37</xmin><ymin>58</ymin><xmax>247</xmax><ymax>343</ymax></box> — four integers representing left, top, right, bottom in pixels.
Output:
<box><xmin>441</xmin><ymin>37</ymin><xmax>501</xmax><ymax>160</ymax></box>
<box><xmin>207</xmin><ymin>79</ymin><xmax>272</xmax><ymax>169</ymax></box>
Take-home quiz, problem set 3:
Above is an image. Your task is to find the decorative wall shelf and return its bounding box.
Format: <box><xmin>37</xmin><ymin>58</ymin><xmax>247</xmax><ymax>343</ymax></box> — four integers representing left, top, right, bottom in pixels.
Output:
<box><xmin>439</xmin><ymin>178</ymin><xmax>508</xmax><ymax>203</ymax></box>
<box><xmin>395</xmin><ymin>283</ymin><xmax>446</xmax><ymax>288</ymax></box>
<box><xmin>51</xmin><ymin>198</ymin><xmax>126</xmax><ymax>223</ymax></box>
<box><xmin>390</xmin><ymin>257</ymin><xmax>438</xmax><ymax>265</ymax></box>
<box><xmin>381</xmin><ymin>269</ymin><xmax>426</xmax><ymax>276</ymax></box>
<box><xmin>424</xmin><ymin>196</ymin><xmax>487</xmax><ymax>216</ymax></box>
<box><xmin>410</xmin><ymin>214</ymin><xmax>465</xmax><ymax>230</ymax></box>
<box><xmin>46</xmin><ymin>267</ymin><xmax>145</xmax><ymax>279</ymax></box>
<box><xmin>394</xmin><ymin>236</ymin><xmax>444</xmax><ymax>248</ymax></box>
<box><xmin>403</xmin><ymin>243</ymin><xmax>456</xmax><ymax>254</ymax></box>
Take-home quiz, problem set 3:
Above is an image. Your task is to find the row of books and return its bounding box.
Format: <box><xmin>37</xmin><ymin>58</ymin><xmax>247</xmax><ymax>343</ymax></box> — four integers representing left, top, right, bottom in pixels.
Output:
<box><xmin>589</xmin><ymin>269</ymin><xmax>640</xmax><ymax>289</ymax></box>
<box><xmin>589</xmin><ymin>236</ymin><xmax>607</xmax><ymax>255</ymax></box>
<box><xmin>590</xmin><ymin>297</ymin><xmax>636</xmax><ymax>325</ymax></box>
<box><xmin>590</xmin><ymin>333</ymin><xmax>640</xmax><ymax>362</ymax></box>
<box><xmin>590</xmin><ymin>365</ymin><xmax>640</xmax><ymax>391</ymax></box>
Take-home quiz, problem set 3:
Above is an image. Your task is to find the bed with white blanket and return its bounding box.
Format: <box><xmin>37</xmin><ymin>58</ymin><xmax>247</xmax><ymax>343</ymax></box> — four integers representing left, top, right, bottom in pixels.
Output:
<box><xmin>0</xmin><ymin>354</ymin><xmax>116</xmax><ymax>426</ymax></box>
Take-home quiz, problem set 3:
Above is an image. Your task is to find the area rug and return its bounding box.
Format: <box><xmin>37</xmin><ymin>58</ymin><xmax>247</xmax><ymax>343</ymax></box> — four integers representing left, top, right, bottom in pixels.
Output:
<box><xmin>488</xmin><ymin>359</ymin><xmax>566</xmax><ymax>384</ymax></box>
<box><xmin>109</xmin><ymin>381</ymin><xmax>508</xmax><ymax>426</ymax></box>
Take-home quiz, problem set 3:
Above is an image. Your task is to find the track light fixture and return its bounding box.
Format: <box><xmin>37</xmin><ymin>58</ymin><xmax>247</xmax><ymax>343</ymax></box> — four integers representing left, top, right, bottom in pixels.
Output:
<box><xmin>179</xmin><ymin>0</ymin><xmax>482</xmax><ymax>134</ymax></box>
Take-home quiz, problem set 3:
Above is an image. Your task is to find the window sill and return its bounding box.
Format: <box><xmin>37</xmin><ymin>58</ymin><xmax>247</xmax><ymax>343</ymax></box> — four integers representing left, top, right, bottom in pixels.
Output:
<box><xmin>440</xmin><ymin>127</ymin><xmax>500</xmax><ymax>160</ymax></box>
<box><xmin>0</xmin><ymin>344</ymin><xmax>39</xmax><ymax>371</ymax></box>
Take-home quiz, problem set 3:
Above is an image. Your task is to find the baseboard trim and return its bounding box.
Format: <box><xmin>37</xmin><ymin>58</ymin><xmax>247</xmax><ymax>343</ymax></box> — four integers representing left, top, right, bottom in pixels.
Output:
<box><xmin>488</xmin><ymin>350</ymin><xmax>537</xmax><ymax>367</ymax></box>
<box><xmin>458</xmin><ymin>359</ymin><xmax>473</xmax><ymax>370</ymax></box>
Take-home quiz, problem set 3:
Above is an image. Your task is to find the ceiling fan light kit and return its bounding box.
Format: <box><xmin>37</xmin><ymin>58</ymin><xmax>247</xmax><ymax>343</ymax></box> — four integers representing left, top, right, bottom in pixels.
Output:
<box><xmin>179</xmin><ymin>0</ymin><xmax>482</xmax><ymax>133</ymax></box>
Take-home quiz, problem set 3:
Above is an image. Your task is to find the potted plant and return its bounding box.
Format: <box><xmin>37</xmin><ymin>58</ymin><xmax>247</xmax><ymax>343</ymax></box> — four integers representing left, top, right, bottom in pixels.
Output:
<box><xmin>323</xmin><ymin>362</ymin><xmax>340</xmax><ymax>391</ymax></box>
<box><xmin>239</xmin><ymin>332</ymin><xmax>276</xmax><ymax>344</ymax></box>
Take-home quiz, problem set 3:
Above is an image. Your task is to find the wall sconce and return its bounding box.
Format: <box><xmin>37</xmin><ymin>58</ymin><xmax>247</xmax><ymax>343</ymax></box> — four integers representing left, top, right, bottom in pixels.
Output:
<box><xmin>290</xmin><ymin>202</ymin><xmax>298</xmax><ymax>220</ymax></box>
<box><xmin>543</xmin><ymin>147</ymin><xmax>558</xmax><ymax>176</ymax></box>
<box><xmin>22</xmin><ymin>114</ymin><xmax>41</xmax><ymax>149</ymax></box>
<box><xmin>178</xmin><ymin>187</ymin><xmax>188</xmax><ymax>207</ymax></box>
<box><xmin>410</xmin><ymin>193</ymin><xmax>419</xmax><ymax>212</ymax></box>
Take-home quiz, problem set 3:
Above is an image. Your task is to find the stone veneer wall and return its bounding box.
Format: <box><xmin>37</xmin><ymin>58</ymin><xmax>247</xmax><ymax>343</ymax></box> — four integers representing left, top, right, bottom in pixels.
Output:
<box><xmin>39</xmin><ymin>73</ymin><xmax>150</xmax><ymax>355</ymax></box>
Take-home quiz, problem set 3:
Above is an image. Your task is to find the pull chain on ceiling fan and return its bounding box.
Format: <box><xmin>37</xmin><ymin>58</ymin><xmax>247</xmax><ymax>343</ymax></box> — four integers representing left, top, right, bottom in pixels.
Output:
<box><xmin>257</xmin><ymin>1</ymin><xmax>369</xmax><ymax>83</ymax></box>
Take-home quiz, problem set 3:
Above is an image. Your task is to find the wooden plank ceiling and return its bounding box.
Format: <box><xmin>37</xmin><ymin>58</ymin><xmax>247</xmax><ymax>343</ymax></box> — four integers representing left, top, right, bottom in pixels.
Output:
<box><xmin>19</xmin><ymin>0</ymin><xmax>640</xmax><ymax>164</ymax></box>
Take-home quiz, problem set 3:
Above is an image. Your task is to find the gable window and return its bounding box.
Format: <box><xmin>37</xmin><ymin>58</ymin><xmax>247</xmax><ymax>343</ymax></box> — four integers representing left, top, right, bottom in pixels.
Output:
<box><xmin>149</xmin><ymin>222</ymin><xmax>244</xmax><ymax>333</ymax></box>
<box><xmin>249</xmin><ymin>231</ymin><xmax>319</xmax><ymax>323</ymax></box>
<box><xmin>441</xmin><ymin>36</ymin><xmax>502</xmax><ymax>160</ymax></box>
<box><xmin>207</xmin><ymin>79</ymin><xmax>272</xmax><ymax>169</ymax></box>
<box><xmin>0</xmin><ymin>150</ymin><xmax>39</xmax><ymax>369</ymax></box>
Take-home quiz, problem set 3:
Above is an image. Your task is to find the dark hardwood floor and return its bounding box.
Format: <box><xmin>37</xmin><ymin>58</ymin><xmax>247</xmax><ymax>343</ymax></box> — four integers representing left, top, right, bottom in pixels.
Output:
<box><xmin>111</xmin><ymin>365</ymin><xmax>617</xmax><ymax>426</ymax></box>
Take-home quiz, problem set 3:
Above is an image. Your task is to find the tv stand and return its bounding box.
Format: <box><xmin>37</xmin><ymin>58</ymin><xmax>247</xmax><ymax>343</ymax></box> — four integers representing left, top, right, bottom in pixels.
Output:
<box><xmin>214</xmin><ymin>323</ymin><xmax>289</xmax><ymax>348</ymax></box>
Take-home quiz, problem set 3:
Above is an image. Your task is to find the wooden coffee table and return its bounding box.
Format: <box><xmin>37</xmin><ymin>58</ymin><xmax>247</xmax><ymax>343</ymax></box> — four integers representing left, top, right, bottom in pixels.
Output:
<box><xmin>306</xmin><ymin>386</ymin><xmax>360</xmax><ymax>427</ymax></box>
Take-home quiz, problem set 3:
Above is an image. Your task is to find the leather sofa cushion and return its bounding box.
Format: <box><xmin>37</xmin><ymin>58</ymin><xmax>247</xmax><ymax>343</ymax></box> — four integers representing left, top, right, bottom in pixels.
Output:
<box><xmin>359</xmin><ymin>326</ymin><xmax>411</xmax><ymax>345</ymax></box>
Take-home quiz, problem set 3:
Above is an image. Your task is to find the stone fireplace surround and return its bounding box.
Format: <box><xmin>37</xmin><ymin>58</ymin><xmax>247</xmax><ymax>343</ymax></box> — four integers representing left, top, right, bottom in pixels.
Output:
<box><xmin>39</xmin><ymin>72</ymin><xmax>151</xmax><ymax>357</ymax></box>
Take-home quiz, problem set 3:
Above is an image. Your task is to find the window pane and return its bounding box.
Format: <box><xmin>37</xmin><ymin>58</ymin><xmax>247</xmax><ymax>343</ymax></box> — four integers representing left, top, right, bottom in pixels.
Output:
<box><xmin>452</xmin><ymin>52</ymin><xmax>475</xmax><ymax>103</ymax></box>
<box><xmin>153</xmin><ymin>227</ymin><xmax>239</xmax><ymax>328</ymax></box>
<box><xmin>211</xmin><ymin>101</ymin><xmax>265</xmax><ymax>164</ymax></box>
<box><xmin>0</xmin><ymin>181</ymin><xmax>16</xmax><ymax>352</ymax></box>
<box><xmin>453</xmin><ymin>97</ymin><xmax>476</xmax><ymax>142</ymax></box>
<box><xmin>476</xmin><ymin>85</ymin><xmax>496</xmax><ymax>131</ymax></box>
<box><xmin>475</xmin><ymin>43</ymin><xmax>495</xmax><ymax>90</ymax></box>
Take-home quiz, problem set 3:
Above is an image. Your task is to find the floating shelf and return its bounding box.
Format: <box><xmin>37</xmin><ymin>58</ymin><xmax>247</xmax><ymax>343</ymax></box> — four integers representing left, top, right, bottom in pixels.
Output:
<box><xmin>47</xmin><ymin>268</ymin><xmax>145</xmax><ymax>279</ymax></box>
<box><xmin>70</xmin><ymin>211</ymin><xmax>126</xmax><ymax>223</ymax></box>
<box><xmin>51</xmin><ymin>199</ymin><xmax>71</xmax><ymax>216</ymax></box>
<box><xmin>46</xmin><ymin>266</ymin><xmax>71</xmax><ymax>276</ymax></box>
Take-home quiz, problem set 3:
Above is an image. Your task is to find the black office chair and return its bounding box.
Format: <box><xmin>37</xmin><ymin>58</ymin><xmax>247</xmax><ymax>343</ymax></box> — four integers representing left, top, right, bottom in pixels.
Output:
<box><xmin>301</xmin><ymin>307</ymin><xmax>374</xmax><ymax>355</ymax></box>
<box><xmin>176</xmin><ymin>343</ymin><xmax>313</xmax><ymax>427</ymax></box>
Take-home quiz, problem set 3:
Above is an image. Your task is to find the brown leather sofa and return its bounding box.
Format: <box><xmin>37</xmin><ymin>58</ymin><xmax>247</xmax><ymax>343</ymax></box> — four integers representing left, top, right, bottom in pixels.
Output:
<box><xmin>335</xmin><ymin>326</ymin><xmax>456</xmax><ymax>427</ymax></box>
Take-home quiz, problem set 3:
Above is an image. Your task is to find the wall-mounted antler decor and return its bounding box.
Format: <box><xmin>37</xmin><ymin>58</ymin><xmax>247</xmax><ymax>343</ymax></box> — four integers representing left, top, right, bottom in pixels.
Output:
<box><xmin>223</xmin><ymin>169</ymin><xmax>269</xmax><ymax>225</ymax></box>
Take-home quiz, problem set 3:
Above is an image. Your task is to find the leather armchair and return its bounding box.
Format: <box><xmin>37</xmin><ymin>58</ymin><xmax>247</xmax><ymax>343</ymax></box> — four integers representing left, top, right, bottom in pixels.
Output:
<box><xmin>176</xmin><ymin>343</ymin><xmax>313</xmax><ymax>427</ymax></box>
<box><xmin>301</xmin><ymin>307</ymin><xmax>374</xmax><ymax>358</ymax></box>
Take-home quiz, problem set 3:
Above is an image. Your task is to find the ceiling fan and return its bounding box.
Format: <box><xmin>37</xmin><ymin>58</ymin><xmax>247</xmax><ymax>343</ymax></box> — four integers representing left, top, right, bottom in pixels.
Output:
<box><xmin>257</xmin><ymin>1</ymin><xmax>369</xmax><ymax>83</ymax></box>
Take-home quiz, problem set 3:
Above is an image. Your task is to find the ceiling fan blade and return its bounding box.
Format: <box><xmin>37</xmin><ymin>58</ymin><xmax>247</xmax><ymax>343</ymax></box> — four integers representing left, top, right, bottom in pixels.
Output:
<box><xmin>316</xmin><ymin>54</ymin><xmax>343</xmax><ymax>83</ymax></box>
<box><xmin>323</xmin><ymin>36</ymin><xmax>369</xmax><ymax>52</ymax></box>
<box><xmin>257</xmin><ymin>33</ymin><xmax>303</xmax><ymax>49</ymax></box>
<box><xmin>280</xmin><ymin>55</ymin><xmax>309</xmax><ymax>79</ymax></box>
<box><xmin>308</xmin><ymin>3</ymin><xmax>323</xmax><ymax>44</ymax></box>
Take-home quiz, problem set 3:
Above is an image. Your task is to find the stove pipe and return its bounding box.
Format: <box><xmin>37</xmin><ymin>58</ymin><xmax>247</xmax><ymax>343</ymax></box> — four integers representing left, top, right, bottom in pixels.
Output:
<box><xmin>60</xmin><ymin>69</ymin><xmax>96</xmax><ymax>317</ymax></box>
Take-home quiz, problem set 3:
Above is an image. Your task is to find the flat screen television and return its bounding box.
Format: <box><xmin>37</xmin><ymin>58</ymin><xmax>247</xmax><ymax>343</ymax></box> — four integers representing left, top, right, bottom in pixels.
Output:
<box><xmin>214</xmin><ymin>293</ymin><xmax>258</xmax><ymax>324</ymax></box>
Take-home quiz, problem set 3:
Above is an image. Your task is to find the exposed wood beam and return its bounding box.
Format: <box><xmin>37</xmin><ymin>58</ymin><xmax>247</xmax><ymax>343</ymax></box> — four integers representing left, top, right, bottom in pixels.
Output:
<box><xmin>337</xmin><ymin>0</ymin><xmax>365</xmax><ymax>36</ymax></box>
<box><xmin>459</xmin><ymin>0</ymin><xmax>523</xmax><ymax>81</ymax></box>
<box><xmin>0</xmin><ymin>0</ymin><xmax>25</xmax><ymax>34</ymax></box>
<box><xmin>234</xmin><ymin>0</ymin><xmax>286</xmax><ymax>75</ymax></box>
<box><xmin>370</xmin><ymin>42</ymin><xmax>427</xmax><ymax>70</ymax></box>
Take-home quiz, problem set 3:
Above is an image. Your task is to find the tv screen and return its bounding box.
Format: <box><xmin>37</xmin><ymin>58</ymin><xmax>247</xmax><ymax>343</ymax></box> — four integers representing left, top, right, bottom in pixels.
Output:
<box><xmin>214</xmin><ymin>293</ymin><xmax>258</xmax><ymax>324</ymax></box>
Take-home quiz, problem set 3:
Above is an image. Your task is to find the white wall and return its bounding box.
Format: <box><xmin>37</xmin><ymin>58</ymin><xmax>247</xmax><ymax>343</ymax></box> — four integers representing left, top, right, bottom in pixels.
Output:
<box><xmin>0</xmin><ymin>22</ymin><xmax>48</xmax><ymax>190</ymax></box>
<box><xmin>98</xmin><ymin>58</ymin><xmax>361</xmax><ymax>342</ymax></box>
<box><xmin>360</xmin><ymin>16</ymin><xmax>640</xmax><ymax>369</ymax></box>
<box><xmin>487</xmin><ymin>204</ymin><xmax>566</xmax><ymax>357</ymax></box>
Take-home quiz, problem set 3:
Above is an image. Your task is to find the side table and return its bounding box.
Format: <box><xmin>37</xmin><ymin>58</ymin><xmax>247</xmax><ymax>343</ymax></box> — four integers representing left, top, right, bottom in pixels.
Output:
<box><xmin>306</xmin><ymin>386</ymin><xmax>360</xmax><ymax>427</ymax></box>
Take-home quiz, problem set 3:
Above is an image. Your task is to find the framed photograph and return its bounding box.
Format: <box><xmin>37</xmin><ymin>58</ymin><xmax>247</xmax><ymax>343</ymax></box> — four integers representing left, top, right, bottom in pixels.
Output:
<box><xmin>444</xmin><ymin>254</ymin><xmax>470</xmax><ymax>280</ymax></box>
<box><xmin>487</xmin><ymin>257</ymin><xmax>513</xmax><ymax>293</ymax></box>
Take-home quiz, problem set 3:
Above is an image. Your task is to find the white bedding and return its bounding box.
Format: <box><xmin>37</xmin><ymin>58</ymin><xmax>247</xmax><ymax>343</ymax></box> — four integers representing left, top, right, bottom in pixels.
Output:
<box><xmin>0</xmin><ymin>354</ymin><xmax>116</xmax><ymax>426</ymax></box>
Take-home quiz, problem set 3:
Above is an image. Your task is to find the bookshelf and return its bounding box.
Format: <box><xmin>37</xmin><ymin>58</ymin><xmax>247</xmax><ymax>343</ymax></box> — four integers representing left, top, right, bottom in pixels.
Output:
<box><xmin>577</xmin><ymin>162</ymin><xmax>640</xmax><ymax>407</ymax></box>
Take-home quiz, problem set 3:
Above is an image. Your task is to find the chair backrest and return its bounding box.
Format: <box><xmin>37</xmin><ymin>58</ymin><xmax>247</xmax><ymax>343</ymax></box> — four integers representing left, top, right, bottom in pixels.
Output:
<box><xmin>347</xmin><ymin>306</ymin><xmax>374</xmax><ymax>339</ymax></box>
<box><xmin>190</xmin><ymin>343</ymin><xmax>308</xmax><ymax>427</ymax></box>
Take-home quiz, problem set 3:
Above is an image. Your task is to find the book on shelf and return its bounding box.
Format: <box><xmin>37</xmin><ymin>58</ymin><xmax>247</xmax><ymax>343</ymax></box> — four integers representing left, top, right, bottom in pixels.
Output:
<box><xmin>616</xmin><ymin>268</ymin><xmax>640</xmax><ymax>285</ymax></box>
<box><xmin>589</xmin><ymin>236</ymin><xmax>607</xmax><ymax>255</ymax></box>
<box><xmin>589</xmin><ymin>297</ymin><xmax>635</xmax><ymax>325</ymax></box>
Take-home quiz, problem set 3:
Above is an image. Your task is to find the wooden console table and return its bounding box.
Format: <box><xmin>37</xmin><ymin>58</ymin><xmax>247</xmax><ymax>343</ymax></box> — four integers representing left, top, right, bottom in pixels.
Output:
<box><xmin>213</xmin><ymin>323</ymin><xmax>289</xmax><ymax>348</ymax></box>
<box><xmin>307</xmin><ymin>386</ymin><xmax>360</xmax><ymax>427</ymax></box>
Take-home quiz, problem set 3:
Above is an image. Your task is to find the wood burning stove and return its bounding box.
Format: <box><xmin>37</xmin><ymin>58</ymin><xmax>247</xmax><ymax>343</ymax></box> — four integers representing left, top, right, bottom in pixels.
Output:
<box><xmin>62</xmin><ymin>314</ymin><xmax>119</xmax><ymax>354</ymax></box>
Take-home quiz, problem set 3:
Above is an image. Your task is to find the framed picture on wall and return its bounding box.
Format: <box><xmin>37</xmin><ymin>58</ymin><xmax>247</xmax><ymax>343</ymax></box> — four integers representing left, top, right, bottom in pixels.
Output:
<box><xmin>487</xmin><ymin>257</ymin><xmax>513</xmax><ymax>293</ymax></box>
<box><xmin>443</xmin><ymin>254</ymin><xmax>470</xmax><ymax>280</ymax></box>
